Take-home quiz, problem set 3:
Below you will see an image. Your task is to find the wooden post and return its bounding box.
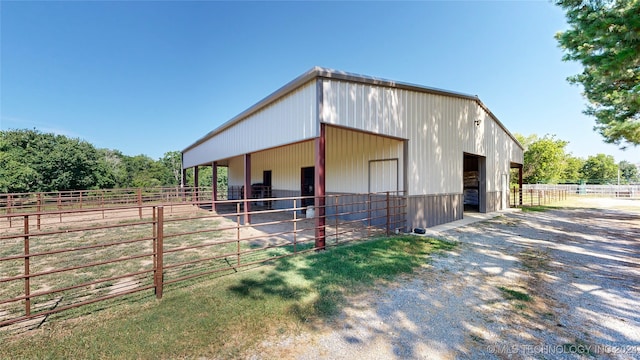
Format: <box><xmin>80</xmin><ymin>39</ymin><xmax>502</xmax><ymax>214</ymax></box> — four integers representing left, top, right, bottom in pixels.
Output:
<box><xmin>155</xmin><ymin>206</ymin><xmax>164</xmax><ymax>299</ymax></box>
<box><xmin>24</xmin><ymin>216</ymin><xmax>30</xmax><ymax>316</ymax></box>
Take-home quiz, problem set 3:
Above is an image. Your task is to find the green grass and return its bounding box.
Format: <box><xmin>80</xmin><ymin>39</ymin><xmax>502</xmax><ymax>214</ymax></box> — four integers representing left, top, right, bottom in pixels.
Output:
<box><xmin>520</xmin><ymin>205</ymin><xmax>558</xmax><ymax>212</ymax></box>
<box><xmin>498</xmin><ymin>286</ymin><xmax>532</xmax><ymax>302</ymax></box>
<box><xmin>0</xmin><ymin>235</ymin><xmax>455</xmax><ymax>359</ymax></box>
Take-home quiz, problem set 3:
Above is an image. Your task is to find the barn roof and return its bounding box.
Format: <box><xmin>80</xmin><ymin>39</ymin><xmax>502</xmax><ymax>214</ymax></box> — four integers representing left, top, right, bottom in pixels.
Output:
<box><xmin>183</xmin><ymin>67</ymin><xmax>522</xmax><ymax>153</ymax></box>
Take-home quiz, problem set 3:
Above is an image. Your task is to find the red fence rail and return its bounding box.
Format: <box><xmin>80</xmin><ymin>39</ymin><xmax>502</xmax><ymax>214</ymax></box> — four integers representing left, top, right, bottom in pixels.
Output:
<box><xmin>0</xmin><ymin>192</ymin><xmax>406</xmax><ymax>330</ymax></box>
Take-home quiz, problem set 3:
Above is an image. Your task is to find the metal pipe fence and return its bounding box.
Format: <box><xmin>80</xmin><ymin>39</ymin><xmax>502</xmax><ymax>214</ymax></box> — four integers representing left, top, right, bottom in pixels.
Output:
<box><xmin>523</xmin><ymin>184</ymin><xmax>639</xmax><ymax>198</ymax></box>
<box><xmin>0</xmin><ymin>187</ymin><xmax>230</xmax><ymax>218</ymax></box>
<box><xmin>511</xmin><ymin>187</ymin><xmax>569</xmax><ymax>208</ymax></box>
<box><xmin>0</xmin><ymin>191</ymin><xmax>406</xmax><ymax>330</ymax></box>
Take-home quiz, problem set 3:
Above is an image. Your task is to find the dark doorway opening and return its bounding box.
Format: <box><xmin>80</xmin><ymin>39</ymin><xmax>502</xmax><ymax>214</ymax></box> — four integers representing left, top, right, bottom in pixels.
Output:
<box><xmin>463</xmin><ymin>153</ymin><xmax>486</xmax><ymax>213</ymax></box>
<box><xmin>301</xmin><ymin>166</ymin><xmax>314</xmax><ymax>209</ymax></box>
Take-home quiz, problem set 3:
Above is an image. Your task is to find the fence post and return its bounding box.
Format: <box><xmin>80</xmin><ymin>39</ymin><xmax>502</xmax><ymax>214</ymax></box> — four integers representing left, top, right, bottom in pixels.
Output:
<box><xmin>58</xmin><ymin>193</ymin><xmax>62</xmax><ymax>223</ymax></box>
<box><xmin>386</xmin><ymin>192</ymin><xmax>390</xmax><ymax>236</ymax></box>
<box><xmin>367</xmin><ymin>194</ymin><xmax>371</xmax><ymax>238</ymax></box>
<box><xmin>79</xmin><ymin>191</ymin><xmax>83</xmax><ymax>209</ymax></box>
<box><xmin>293</xmin><ymin>199</ymin><xmax>297</xmax><ymax>253</ymax></box>
<box><xmin>334</xmin><ymin>196</ymin><xmax>339</xmax><ymax>244</ymax></box>
<box><xmin>137</xmin><ymin>189</ymin><xmax>143</xmax><ymax>220</ymax></box>
<box><xmin>36</xmin><ymin>193</ymin><xmax>42</xmax><ymax>230</ymax></box>
<box><xmin>236</xmin><ymin>202</ymin><xmax>241</xmax><ymax>266</ymax></box>
<box><xmin>24</xmin><ymin>215</ymin><xmax>31</xmax><ymax>316</ymax></box>
<box><xmin>155</xmin><ymin>206</ymin><xmax>164</xmax><ymax>299</ymax></box>
<box><xmin>7</xmin><ymin>194</ymin><xmax>12</xmax><ymax>228</ymax></box>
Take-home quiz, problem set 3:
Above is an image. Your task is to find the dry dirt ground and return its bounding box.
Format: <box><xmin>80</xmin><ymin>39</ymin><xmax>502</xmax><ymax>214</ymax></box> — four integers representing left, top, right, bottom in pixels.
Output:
<box><xmin>254</xmin><ymin>198</ymin><xmax>640</xmax><ymax>360</ymax></box>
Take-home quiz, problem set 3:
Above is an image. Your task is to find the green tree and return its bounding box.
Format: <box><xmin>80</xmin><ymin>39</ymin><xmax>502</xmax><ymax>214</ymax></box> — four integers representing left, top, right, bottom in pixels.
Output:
<box><xmin>555</xmin><ymin>0</ymin><xmax>640</xmax><ymax>147</ymax></box>
<box><xmin>160</xmin><ymin>151</ymin><xmax>182</xmax><ymax>186</ymax></box>
<box><xmin>563</xmin><ymin>156</ymin><xmax>585</xmax><ymax>183</ymax></box>
<box><xmin>581</xmin><ymin>153</ymin><xmax>619</xmax><ymax>183</ymax></box>
<box><xmin>0</xmin><ymin>129</ymin><xmax>109</xmax><ymax>192</ymax></box>
<box><xmin>619</xmin><ymin>160</ymin><xmax>639</xmax><ymax>183</ymax></box>
<box><xmin>522</xmin><ymin>134</ymin><xmax>570</xmax><ymax>184</ymax></box>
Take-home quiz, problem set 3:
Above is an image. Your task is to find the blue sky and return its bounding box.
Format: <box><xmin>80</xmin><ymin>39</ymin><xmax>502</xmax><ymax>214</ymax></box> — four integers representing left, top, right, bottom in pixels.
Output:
<box><xmin>1</xmin><ymin>1</ymin><xmax>638</xmax><ymax>163</ymax></box>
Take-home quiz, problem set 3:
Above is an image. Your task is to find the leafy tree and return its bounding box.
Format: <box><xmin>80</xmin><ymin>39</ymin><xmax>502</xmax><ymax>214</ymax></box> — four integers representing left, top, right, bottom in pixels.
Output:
<box><xmin>619</xmin><ymin>160</ymin><xmax>639</xmax><ymax>183</ymax></box>
<box><xmin>0</xmin><ymin>129</ymin><xmax>105</xmax><ymax>192</ymax></box>
<box><xmin>160</xmin><ymin>151</ymin><xmax>182</xmax><ymax>186</ymax></box>
<box><xmin>522</xmin><ymin>134</ymin><xmax>570</xmax><ymax>183</ymax></box>
<box><xmin>563</xmin><ymin>156</ymin><xmax>585</xmax><ymax>183</ymax></box>
<box><xmin>581</xmin><ymin>153</ymin><xmax>619</xmax><ymax>183</ymax></box>
<box><xmin>555</xmin><ymin>0</ymin><xmax>640</xmax><ymax>147</ymax></box>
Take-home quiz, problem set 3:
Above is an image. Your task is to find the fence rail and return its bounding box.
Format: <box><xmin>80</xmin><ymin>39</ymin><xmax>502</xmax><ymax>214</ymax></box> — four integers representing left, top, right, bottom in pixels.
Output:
<box><xmin>0</xmin><ymin>187</ymin><xmax>230</xmax><ymax>219</ymax></box>
<box><xmin>510</xmin><ymin>187</ymin><xmax>569</xmax><ymax>208</ymax></box>
<box><xmin>523</xmin><ymin>184</ymin><xmax>639</xmax><ymax>198</ymax></box>
<box><xmin>0</xmin><ymin>191</ymin><xmax>405</xmax><ymax>330</ymax></box>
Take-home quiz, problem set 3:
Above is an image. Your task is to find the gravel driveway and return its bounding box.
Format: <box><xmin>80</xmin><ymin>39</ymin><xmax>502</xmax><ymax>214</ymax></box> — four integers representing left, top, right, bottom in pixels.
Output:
<box><xmin>258</xmin><ymin>198</ymin><xmax>640</xmax><ymax>359</ymax></box>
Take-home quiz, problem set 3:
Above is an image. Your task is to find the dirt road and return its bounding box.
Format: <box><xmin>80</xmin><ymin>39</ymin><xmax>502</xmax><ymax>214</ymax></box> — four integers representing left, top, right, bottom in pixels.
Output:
<box><xmin>259</xmin><ymin>198</ymin><xmax>640</xmax><ymax>359</ymax></box>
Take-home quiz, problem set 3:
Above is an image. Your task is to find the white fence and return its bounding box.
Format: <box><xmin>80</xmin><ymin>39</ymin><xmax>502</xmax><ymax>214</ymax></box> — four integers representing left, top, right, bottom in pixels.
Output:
<box><xmin>523</xmin><ymin>184</ymin><xmax>639</xmax><ymax>198</ymax></box>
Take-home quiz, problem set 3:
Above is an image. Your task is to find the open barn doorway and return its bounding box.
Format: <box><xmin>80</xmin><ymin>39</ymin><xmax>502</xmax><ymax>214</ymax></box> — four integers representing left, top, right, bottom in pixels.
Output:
<box><xmin>463</xmin><ymin>153</ymin><xmax>486</xmax><ymax>213</ymax></box>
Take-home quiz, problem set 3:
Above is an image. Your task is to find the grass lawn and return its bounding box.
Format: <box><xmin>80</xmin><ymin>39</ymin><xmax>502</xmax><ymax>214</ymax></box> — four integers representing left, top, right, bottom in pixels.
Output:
<box><xmin>0</xmin><ymin>235</ymin><xmax>455</xmax><ymax>360</ymax></box>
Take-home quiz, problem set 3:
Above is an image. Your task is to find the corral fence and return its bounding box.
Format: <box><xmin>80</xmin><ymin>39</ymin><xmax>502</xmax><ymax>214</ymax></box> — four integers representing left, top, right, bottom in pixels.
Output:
<box><xmin>0</xmin><ymin>191</ymin><xmax>406</xmax><ymax>331</ymax></box>
<box><xmin>0</xmin><ymin>187</ymin><xmax>225</xmax><ymax>229</ymax></box>
<box><xmin>510</xmin><ymin>187</ymin><xmax>569</xmax><ymax>208</ymax></box>
<box><xmin>510</xmin><ymin>184</ymin><xmax>640</xmax><ymax>208</ymax></box>
<box><xmin>524</xmin><ymin>184</ymin><xmax>639</xmax><ymax>198</ymax></box>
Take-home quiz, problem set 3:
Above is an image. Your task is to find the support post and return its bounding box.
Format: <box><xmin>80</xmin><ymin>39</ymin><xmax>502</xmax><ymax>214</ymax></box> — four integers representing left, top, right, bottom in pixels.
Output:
<box><xmin>244</xmin><ymin>154</ymin><xmax>251</xmax><ymax>225</ymax></box>
<box><xmin>212</xmin><ymin>161</ymin><xmax>218</xmax><ymax>212</ymax></box>
<box><xmin>315</xmin><ymin>123</ymin><xmax>326</xmax><ymax>250</ymax></box>
<box><xmin>518</xmin><ymin>165</ymin><xmax>523</xmax><ymax>206</ymax></box>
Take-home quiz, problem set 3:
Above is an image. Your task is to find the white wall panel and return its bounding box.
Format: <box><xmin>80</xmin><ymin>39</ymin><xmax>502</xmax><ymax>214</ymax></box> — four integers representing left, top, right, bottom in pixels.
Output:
<box><xmin>320</xmin><ymin>77</ymin><xmax>523</xmax><ymax>196</ymax></box>
<box><xmin>227</xmin><ymin>141</ymin><xmax>315</xmax><ymax>191</ymax></box>
<box><xmin>183</xmin><ymin>80</ymin><xmax>317</xmax><ymax>168</ymax></box>
<box><xmin>325</xmin><ymin>126</ymin><xmax>403</xmax><ymax>194</ymax></box>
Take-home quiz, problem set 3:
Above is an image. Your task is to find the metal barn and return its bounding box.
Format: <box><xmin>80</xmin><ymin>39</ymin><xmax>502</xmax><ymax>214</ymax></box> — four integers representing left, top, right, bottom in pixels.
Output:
<box><xmin>182</xmin><ymin>67</ymin><xmax>524</xmax><ymax>235</ymax></box>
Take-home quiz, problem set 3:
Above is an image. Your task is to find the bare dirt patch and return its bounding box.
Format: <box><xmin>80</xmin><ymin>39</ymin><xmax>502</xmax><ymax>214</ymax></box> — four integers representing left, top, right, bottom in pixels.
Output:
<box><xmin>255</xmin><ymin>198</ymin><xmax>640</xmax><ymax>359</ymax></box>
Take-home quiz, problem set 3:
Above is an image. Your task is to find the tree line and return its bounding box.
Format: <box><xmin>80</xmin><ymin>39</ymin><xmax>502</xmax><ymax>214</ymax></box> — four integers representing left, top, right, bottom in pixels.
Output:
<box><xmin>515</xmin><ymin>133</ymin><xmax>638</xmax><ymax>185</ymax></box>
<box><xmin>0</xmin><ymin>129</ymin><xmax>226</xmax><ymax>194</ymax></box>
<box><xmin>1</xmin><ymin>129</ymin><xmax>637</xmax><ymax>194</ymax></box>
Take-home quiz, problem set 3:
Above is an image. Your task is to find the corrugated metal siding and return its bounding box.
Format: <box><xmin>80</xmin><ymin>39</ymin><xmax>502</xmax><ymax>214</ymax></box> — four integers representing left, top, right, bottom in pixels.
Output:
<box><xmin>326</xmin><ymin>126</ymin><xmax>403</xmax><ymax>194</ymax></box>
<box><xmin>183</xmin><ymin>80</ymin><xmax>317</xmax><ymax>168</ymax></box>
<box><xmin>321</xmin><ymin>78</ymin><xmax>522</xmax><ymax>196</ymax></box>
<box><xmin>407</xmin><ymin>194</ymin><xmax>463</xmax><ymax>228</ymax></box>
<box><xmin>227</xmin><ymin>141</ymin><xmax>315</xmax><ymax>191</ymax></box>
<box><xmin>225</xmin><ymin>126</ymin><xmax>403</xmax><ymax>195</ymax></box>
